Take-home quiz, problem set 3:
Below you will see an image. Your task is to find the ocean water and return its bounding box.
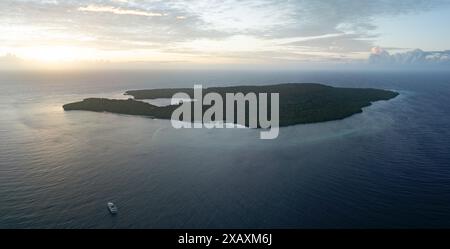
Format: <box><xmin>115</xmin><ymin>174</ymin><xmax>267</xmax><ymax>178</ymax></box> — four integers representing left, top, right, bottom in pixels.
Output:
<box><xmin>0</xmin><ymin>70</ymin><xmax>450</xmax><ymax>228</ymax></box>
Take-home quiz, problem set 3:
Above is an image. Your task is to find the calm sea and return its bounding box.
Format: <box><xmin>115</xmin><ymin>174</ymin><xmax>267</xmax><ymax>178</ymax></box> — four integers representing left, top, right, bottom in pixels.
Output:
<box><xmin>0</xmin><ymin>70</ymin><xmax>449</xmax><ymax>228</ymax></box>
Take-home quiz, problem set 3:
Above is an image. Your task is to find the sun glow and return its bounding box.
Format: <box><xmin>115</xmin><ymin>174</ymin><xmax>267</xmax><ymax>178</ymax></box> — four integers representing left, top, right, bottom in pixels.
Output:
<box><xmin>15</xmin><ymin>46</ymin><xmax>97</xmax><ymax>62</ymax></box>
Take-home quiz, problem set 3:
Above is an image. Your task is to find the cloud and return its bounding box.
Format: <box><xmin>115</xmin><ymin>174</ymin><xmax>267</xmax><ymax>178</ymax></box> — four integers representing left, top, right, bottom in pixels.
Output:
<box><xmin>78</xmin><ymin>4</ymin><xmax>165</xmax><ymax>17</ymax></box>
<box><xmin>1</xmin><ymin>0</ymin><xmax>450</xmax><ymax>66</ymax></box>
<box><xmin>0</xmin><ymin>54</ymin><xmax>21</xmax><ymax>63</ymax></box>
<box><xmin>0</xmin><ymin>54</ymin><xmax>29</xmax><ymax>70</ymax></box>
<box><xmin>369</xmin><ymin>47</ymin><xmax>450</xmax><ymax>66</ymax></box>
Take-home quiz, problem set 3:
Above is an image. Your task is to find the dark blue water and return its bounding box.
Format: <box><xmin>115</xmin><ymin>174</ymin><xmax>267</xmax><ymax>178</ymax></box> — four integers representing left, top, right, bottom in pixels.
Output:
<box><xmin>0</xmin><ymin>70</ymin><xmax>449</xmax><ymax>228</ymax></box>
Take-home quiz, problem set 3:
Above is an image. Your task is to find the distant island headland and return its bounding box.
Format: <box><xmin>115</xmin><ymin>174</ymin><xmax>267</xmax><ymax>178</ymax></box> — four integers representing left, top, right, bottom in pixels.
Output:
<box><xmin>63</xmin><ymin>83</ymin><xmax>399</xmax><ymax>127</ymax></box>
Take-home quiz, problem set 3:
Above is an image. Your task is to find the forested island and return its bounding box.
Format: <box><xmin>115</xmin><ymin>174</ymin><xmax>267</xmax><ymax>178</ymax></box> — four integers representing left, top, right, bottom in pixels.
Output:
<box><xmin>63</xmin><ymin>83</ymin><xmax>399</xmax><ymax>127</ymax></box>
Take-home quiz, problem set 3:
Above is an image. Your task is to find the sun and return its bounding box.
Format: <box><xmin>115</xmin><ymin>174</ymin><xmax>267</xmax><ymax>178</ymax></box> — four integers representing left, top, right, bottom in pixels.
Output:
<box><xmin>16</xmin><ymin>46</ymin><xmax>96</xmax><ymax>62</ymax></box>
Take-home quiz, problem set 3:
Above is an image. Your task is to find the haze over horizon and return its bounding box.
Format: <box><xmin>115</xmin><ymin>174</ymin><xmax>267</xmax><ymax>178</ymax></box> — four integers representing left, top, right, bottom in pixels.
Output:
<box><xmin>1</xmin><ymin>0</ymin><xmax>450</xmax><ymax>70</ymax></box>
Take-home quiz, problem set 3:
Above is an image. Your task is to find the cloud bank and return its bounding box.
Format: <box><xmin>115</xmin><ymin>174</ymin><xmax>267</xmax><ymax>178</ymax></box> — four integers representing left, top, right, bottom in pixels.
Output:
<box><xmin>369</xmin><ymin>47</ymin><xmax>450</xmax><ymax>67</ymax></box>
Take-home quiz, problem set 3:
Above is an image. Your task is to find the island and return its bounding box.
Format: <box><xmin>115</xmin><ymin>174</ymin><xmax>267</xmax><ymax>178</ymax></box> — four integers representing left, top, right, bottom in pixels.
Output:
<box><xmin>63</xmin><ymin>83</ymin><xmax>399</xmax><ymax>127</ymax></box>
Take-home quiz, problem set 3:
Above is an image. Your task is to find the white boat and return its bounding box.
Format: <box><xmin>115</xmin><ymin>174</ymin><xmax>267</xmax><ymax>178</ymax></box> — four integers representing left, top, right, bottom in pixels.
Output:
<box><xmin>107</xmin><ymin>202</ymin><xmax>118</xmax><ymax>214</ymax></box>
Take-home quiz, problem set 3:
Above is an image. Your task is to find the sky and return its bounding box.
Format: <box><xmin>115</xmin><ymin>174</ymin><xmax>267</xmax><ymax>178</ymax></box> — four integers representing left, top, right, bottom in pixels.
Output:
<box><xmin>1</xmin><ymin>0</ymin><xmax>450</xmax><ymax>70</ymax></box>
